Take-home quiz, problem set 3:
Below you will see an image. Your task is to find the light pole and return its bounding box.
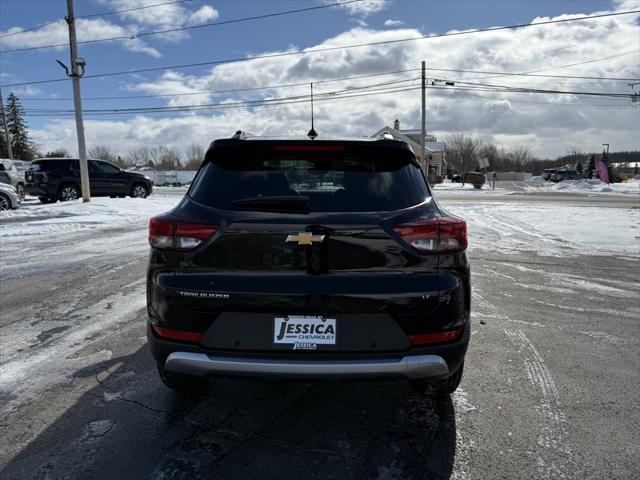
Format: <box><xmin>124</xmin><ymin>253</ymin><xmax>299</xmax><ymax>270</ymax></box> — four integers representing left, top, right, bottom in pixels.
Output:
<box><xmin>62</xmin><ymin>0</ymin><xmax>91</xmax><ymax>202</ymax></box>
<box><xmin>602</xmin><ymin>143</ymin><xmax>609</xmax><ymax>157</ymax></box>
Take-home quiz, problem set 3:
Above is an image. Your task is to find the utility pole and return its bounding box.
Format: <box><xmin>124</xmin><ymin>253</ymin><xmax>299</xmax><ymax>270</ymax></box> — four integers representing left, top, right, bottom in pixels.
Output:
<box><xmin>420</xmin><ymin>60</ymin><xmax>426</xmax><ymax>176</ymax></box>
<box><xmin>0</xmin><ymin>87</ymin><xmax>14</xmax><ymax>160</ymax></box>
<box><xmin>64</xmin><ymin>0</ymin><xmax>90</xmax><ymax>202</ymax></box>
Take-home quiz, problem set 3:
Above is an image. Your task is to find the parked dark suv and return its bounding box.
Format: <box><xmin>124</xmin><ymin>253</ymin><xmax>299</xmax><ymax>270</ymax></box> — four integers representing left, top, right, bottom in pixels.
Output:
<box><xmin>25</xmin><ymin>158</ymin><xmax>153</xmax><ymax>203</ymax></box>
<box><xmin>147</xmin><ymin>135</ymin><xmax>470</xmax><ymax>395</ymax></box>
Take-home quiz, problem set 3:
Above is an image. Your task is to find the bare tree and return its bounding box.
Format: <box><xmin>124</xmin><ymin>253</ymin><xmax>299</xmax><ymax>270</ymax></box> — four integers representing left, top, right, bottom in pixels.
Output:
<box><xmin>157</xmin><ymin>145</ymin><xmax>181</xmax><ymax>170</ymax></box>
<box><xmin>127</xmin><ymin>146</ymin><xmax>155</xmax><ymax>168</ymax></box>
<box><xmin>184</xmin><ymin>144</ymin><xmax>205</xmax><ymax>170</ymax></box>
<box><xmin>480</xmin><ymin>144</ymin><xmax>499</xmax><ymax>170</ymax></box>
<box><xmin>508</xmin><ymin>145</ymin><xmax>532</xmax><ymax>172</ymax></box>
<box><xmin>446</xmin><ymin>133</ymin><xmax>483</xmax><ymax>173</ymax></box>
<box><xmin>88</xmin><ymin>144</ymin><xmax>116</xmax><ymax>162</ymax></box>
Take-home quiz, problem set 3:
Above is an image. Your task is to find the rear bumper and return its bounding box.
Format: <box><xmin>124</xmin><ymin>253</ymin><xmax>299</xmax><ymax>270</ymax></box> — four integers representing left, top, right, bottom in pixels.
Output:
<box><xmin>165</xmin><ymin>351</ymin><xmax>449</xmax><ymax>380</ymax></box>
<box><xmin>147</xmin><ymin>322</ymin><xmax>469</xmax><ymax>381</ymax></box>
<box><xmin>25</xmin><ymin>185</ymin><xmax>53</xmax><ymax>197</ymax></box>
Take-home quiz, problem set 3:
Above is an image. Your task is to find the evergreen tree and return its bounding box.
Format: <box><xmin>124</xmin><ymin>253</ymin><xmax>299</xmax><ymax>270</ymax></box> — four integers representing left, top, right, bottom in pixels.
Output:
<box><xmin>5</xmin><ymin>92</ymin><xmax>37</xmax><ymax>160</ymax></box>
<box><xmin>0</xmin><ymin>124</ymin><xmax>7</xmax><ymax>158</ymax></box>
<box><xmin>586</xmin><ymin>155</ymin><xmax>596</xmax><ymax>179</ymax></box>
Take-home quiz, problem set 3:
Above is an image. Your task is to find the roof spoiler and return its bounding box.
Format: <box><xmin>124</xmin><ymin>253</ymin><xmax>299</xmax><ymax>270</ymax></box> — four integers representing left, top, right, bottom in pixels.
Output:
<box><xmin>232</xmin><ymin>130</ymin><xmax>253</xmax><ymax>139</ymax></box>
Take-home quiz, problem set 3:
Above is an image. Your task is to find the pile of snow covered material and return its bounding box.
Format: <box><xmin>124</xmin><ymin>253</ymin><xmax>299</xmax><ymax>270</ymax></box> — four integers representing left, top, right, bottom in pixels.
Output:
<box><xmin>0</xmin><ymin>195</ymin><xmax>180</xmax><ymax>240</ymax></box>
<box><xmin>553</xmin><ymin>179</ymin><xmax>639</xmax><ymax>195</ymax></box>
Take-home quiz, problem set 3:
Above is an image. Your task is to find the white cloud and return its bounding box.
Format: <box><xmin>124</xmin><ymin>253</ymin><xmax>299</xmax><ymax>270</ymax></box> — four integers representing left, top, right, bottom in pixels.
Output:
<box><xmin>189</xmin><ymin>6</ymin><xmax>219</xmax><ymax>24</ymax></box>
<box><xmin>11</xmin><ymin>86</ymin><xmax>43</xmax><ymax>97</ymax></box>
<box><xmin>30</xmin><ymin>8</ymin><xmax>640</xmax><ymax>159</ymax></box>
<box><xmin>103</xmin><ymin>0</ymin><xmax>218</xmax><ymax>26</ymax></box>
<box><xmin>0</xmin><ymin>18</ymin><xmax>161</xmax><ymax>57</ymax></box>
<box><xmin>0</xmin><ymin>1</ymin><xmax>219</xmax><ymax>56</ymax></box>
<box><xmin>101</xmin><ymin>0</ymin><xmax>219</xmax><ymax>41</ymax></box>
<box><xmin>384</xmin><ymin>19</ymin><xmax>404</xmax><ymax>27</ymax></box>
<box><xmin>125</xmin><ymin>70</ymin><xmax>213</xmax><ymax>107</ymax></box>
<box><xmin>332</xmin><ymin>0</ymin><xmax>390</xmax><ymax>16</ymax></box>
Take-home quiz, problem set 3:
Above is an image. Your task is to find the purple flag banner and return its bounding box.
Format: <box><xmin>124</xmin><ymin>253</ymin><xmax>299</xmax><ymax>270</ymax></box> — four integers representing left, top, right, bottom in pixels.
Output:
<box><xmin>596</xmin><ymin>159</ymin><xmax>609</xmax><ymax>184</ymax></box>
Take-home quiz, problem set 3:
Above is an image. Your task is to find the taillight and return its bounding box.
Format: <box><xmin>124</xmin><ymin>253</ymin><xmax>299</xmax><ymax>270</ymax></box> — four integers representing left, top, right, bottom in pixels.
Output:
<box><xmin>152</xmin><ymin>325</ymin><xmax>203</xmax><ymax>342</ymax></box>
<box><xmin>409</xmin><ymin>326</ymin><xmax>464</xmax><ymax>345</ymax></box>
<box><xmin>393</xmin><ymin>215</ymin><xmax>467</xmax><ymax>253</ymax></box>
<box><xmin>148</xmin><ymin>215</ymin><xmax>219</xmax><ymax>251</ymax></box>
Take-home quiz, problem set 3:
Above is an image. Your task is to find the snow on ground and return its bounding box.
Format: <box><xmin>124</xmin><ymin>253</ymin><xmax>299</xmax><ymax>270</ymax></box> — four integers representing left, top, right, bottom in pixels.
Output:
<box><xmin>0</xmin><ymin>195</ymin><xmax>180</xmax><ymax>240</ymax></box>
<box><xmin>0</xmin><ymin>190</ymin><xmax>637</xmax><ymax>415</ymax></box>
<box><xmin>433</xmin><ymin>179</ymin><xmax>640</xmax><ymax>196</ymax></box>
<box><xmin>551</xmin><ymin>179</ymin><xmax>639</xmax><ymax>195</ymax></box>
<box><xmin>1</xmin><ymin>189</ymin><xmax>638</xmax><ymax>258</ymax></box>
<box><xmin>432</xmin><ymin>181</ymin><xmax>510</xmax><ymax>194</ymax></box>
<box><xmin>446</xmin><ymin>203</ymin><xmax>640</xmax><ymax>257</ymax></box>
<box><xmin>0</xmin><ymin>194</ymin><xmax>183</xmax><ymax>281</ymax></box>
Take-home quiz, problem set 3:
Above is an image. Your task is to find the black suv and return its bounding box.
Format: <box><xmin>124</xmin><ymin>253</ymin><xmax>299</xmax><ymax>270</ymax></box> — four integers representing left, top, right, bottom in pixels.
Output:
<box><xmin>147</xmin><ymin>136</ymin><xmax>470</xmax><ymax>395</ymax></box>
<box><xmin>25</xmin><ymin>158</ymin><xmax>153</xmax><ymax>203</ymax></box>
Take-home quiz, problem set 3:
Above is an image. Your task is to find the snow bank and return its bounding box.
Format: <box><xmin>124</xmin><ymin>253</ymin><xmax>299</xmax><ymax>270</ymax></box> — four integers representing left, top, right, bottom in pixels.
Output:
<box><xmin>447</xmin><ymin>203</ymin><xmax>640</xmax><ymax>256</ymax></box>
<box><xmin>552</xmin><ymin>179</ymin><xmax>639</xmax><ymax>195</ymax></box>
<box><xmin>0</xmin><ymin>195</ymin><xmax>181</xmax><ymax>239</ymax></box>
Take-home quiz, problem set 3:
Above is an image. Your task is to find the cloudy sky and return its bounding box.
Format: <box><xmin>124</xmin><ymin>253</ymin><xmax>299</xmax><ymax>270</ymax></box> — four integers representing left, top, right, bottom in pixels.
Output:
<box><xmin>1</xmin><ymin>0</ymin><xmax>638</xmax><ymax>159</ymax></box>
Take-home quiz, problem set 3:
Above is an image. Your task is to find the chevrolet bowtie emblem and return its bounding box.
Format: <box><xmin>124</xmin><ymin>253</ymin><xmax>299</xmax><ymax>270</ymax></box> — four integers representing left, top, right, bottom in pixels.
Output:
<box><xmin>286</xmin><ymin>232</ymin><xmax>325</xmax><ymax>246</ymax></box>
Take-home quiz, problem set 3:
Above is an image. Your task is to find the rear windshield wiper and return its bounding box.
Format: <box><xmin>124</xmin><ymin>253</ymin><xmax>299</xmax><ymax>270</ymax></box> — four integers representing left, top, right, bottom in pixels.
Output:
<box><xmin>231</xmin><ymin>195</ymin><xmax>310</xmax><ymax>214</ymax></box>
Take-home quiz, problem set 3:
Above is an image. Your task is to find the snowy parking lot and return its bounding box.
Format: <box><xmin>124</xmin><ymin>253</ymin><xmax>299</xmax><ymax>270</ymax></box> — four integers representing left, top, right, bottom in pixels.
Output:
<box><xmin>1</xmin><ymin>182</ymin><xmax>639</xmax><ymax>479</ymax></box>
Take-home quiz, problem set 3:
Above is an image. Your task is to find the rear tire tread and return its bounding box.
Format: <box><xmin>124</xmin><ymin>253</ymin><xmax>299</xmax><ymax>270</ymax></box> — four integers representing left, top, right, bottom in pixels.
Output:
<box><xmin>157</xmin><ymin>363</ymin><xmax>208</xmax><ymax>390</ymax></box>
<box><xmin>413</xmin><ymin>362</ymin><xmax>464</xmax><ymax>396</ymax></box>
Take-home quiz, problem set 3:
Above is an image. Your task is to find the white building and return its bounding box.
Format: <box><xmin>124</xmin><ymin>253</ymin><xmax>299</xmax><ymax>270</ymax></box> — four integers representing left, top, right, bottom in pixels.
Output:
<box><xmin>371</xmin><ymin>119</ymin><xmax>447</xmax><ymax>181</ymax></box>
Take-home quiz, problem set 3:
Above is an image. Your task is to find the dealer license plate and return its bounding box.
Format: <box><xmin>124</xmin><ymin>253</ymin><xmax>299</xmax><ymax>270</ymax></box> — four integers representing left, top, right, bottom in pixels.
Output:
<box><xmin>273</xmin><ymin>316</ymin><xmax>337</xmax><ymax>349</ymax></box>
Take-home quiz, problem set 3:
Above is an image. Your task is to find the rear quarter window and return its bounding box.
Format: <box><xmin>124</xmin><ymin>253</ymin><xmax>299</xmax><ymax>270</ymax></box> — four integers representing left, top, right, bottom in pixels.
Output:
<box><xmin>33</xmin><ymin>160</ymin><xmax>79</xmax><ymax>172</ymax></box>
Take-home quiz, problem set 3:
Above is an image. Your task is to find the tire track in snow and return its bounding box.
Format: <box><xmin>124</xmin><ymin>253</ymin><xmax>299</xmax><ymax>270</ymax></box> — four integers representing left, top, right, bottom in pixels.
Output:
<box><xmin>451</xmin><ymin>388</ymin><xmax>477</xmax><ymax>480</ymax></box>
<box><xmin>0</xmin><ymin>279</ymin><xmax>146</xmax><ymax>416</ymax></box>
<box><xmin>504</xmin><ymin>329</ymin><xmax>572</xmax><ymax>479</ymax></box>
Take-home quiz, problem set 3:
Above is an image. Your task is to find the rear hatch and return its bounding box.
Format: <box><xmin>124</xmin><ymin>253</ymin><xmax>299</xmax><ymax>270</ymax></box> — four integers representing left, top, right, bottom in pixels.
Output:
<box><xmin>149</xmin><ymin>140</ymin><xmax>467</xmax><ymax>353</ymax></box>
<box><xmin>26</xmin><ymin>159</ymin><xmax>78</xmax><ymax>184</ymax></box>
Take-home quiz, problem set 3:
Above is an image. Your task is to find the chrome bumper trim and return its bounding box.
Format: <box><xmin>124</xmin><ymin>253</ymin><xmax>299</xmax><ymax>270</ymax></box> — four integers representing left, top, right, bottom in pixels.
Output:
<box><xmin>165</xmin><ymin>352</ymin><xmax>449</xmax><ymax>380</ymax></box>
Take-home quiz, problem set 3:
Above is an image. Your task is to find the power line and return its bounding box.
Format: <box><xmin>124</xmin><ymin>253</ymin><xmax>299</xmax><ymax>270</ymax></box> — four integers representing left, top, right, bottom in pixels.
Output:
<box><xmin>0</xmin><ymin>10</ymin><xmax>640</xmax><ymax>87</ymax></box>
<box><xmin>22</xmin><ymin>78</ymin><xmax>636</xmax><ymax>117</ymax></box>
<box><xmin>19</xmin><ymin>70</ymin><xmax>636</xmax><ymax>112</ymax></box>
<box><xmin>0</xmin><ymin>0</ymin><xmax>363</xmax><ymax>52</ymax></box>
<box><xmin>428</xmin><ymin>50</ymin><xmax>640</xmax><ymax>82</ymax></box>
<box><xmin>20</xmin><ymin>68</ymin><xmax>419</xmax><ymax>101</ymax></box>
<box><xmin>24</xmin><ymin>83</ymin><xmax>635</xmax><ymax>118</ymax></box>
<box><xmin>0</xmin><ymin>0</ymin><xmax>195</xmax><ymax>39</ymax></box>
<box><xmin>23</xmin><ymin>78</ymin><xmax>422</xmax><ymax>115</ymax></box>
<box><xmin>15</xmin><ymin>53</ymin><xmax>640</xmax><ymax>103</ymax></box>
<box><xmin>0</xmin><ymin>8</ymin><xmax>637</xmax><ymax>84</ymax></box>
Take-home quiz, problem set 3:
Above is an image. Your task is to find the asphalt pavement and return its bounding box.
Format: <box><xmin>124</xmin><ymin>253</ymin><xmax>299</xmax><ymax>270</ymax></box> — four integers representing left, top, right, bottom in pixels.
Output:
<box><xmin>0</xmin><ymin>192</ymin><xmax>638</xmax><ymax>479</ymax></box>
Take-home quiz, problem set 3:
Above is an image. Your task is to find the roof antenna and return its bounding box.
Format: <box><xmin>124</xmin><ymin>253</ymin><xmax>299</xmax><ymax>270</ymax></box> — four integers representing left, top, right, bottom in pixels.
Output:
<box><xmin>307</xmin><ymin>82</ymin><xmax>318</xmax><ymax>140</ymax></box>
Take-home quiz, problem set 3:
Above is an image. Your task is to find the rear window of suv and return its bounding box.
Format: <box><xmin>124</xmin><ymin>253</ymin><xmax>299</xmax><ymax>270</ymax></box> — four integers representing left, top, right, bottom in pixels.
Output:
<box><xmin>189</xmin><ymin>143</ymin><xmax>430</xmax><ymax>212</ymax></box>
<box><xmin>32</xmin><ymin>160</ymin><xmax>79</xmax><ymax>172</ymax></box>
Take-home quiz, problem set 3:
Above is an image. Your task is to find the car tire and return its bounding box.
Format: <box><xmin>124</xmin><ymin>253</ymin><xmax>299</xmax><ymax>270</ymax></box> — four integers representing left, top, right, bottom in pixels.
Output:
<box><xmin>0</xmin><ymin>193</ymin><xmax>10</xmax><ymax>211</ymax></box>
<box><xmin>16</xmin><ymin>183</ymin><xmax>25</xmax><ymax>201</ymax></box>
<box><xmin>412</xmin><ymin>362</ymin><xmax>464</xmax><ymax>397</ymax></box>
<box><xmin>130</xmin><ymin>183</ymin><xmax>149</xmax><ymax>198</ymax></box>
<box><xmin>157</xmin><ymin>362</ymin><xmax>208</xmax><ymax>390</ymax></box>
<box><xmin>58</xmin><ymin>183</ymin><xmax>81</xmax><ymax>202</ymax></box>
<box><xmin>39</xmin><ymin>196</ymin><xmax>56</xmax><ymax>204</ymax></box>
